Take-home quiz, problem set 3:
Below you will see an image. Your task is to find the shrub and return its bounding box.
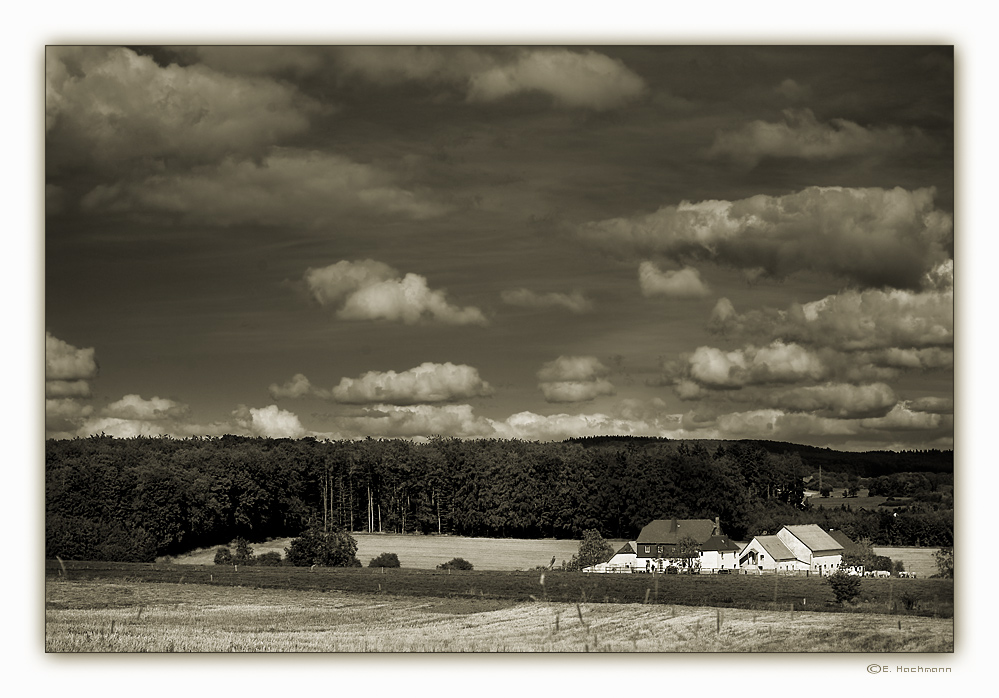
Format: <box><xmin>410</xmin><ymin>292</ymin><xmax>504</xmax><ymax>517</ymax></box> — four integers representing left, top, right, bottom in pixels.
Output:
<box><xmin>934</xmin><ymin>547</ymin><xmax>954</xmax><ymax>578</ymax></box>
<box><xmin>369</xmin><ymin>552</ymin><xmax>401</xmax><ymax>568</ymax></box>
<box><xmin>827</xmin><ymin>570</ymin><xmax>862</xmax><ymax>604</ymax></box>
<box><xmin>285</xmin><ymin>527</ymin><xmax>360</xmax><ymax>567</ymax></box>
<box><xmin>576</xmin><ymin>529</ymin><xmax>614</xmax><ymax>569</ymax></box>
<box><xmin>437</xmin><ymin>557</ymin><xmax>474</xmax><ymax>571</ymax></box>
<box><xmin>256</xmin><ymin>551</ymin><xmax>283</xmax><ymax>566</ymax></box>
<box><xmin>233</xmin><ymin>537</ymin><xmax>254</xmax><ymax>563</ymax></box>
<box><xmin>213</xmin><ymin>546</ymin><xmax>233</xmax><ymax>565</ymax></box>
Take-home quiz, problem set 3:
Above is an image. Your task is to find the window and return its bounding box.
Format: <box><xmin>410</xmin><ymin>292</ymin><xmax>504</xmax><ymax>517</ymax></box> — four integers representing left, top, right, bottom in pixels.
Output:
<box><xmin>657</xmin><ymin>545</ymin><xmax>663</xmax><ymax>555</ymax></box>
<box><xmin>644</xmin><ymin>546</ymin><xmax>650</xmax><ymax>554</ymax></box>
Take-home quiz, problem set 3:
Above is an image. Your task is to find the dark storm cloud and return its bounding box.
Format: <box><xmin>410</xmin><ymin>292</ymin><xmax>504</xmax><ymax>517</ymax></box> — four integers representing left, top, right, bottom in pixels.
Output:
<box><xmin>578</xmin><ymin>186</ymin><xmax>952</xmax><ymax>290</ymax></box>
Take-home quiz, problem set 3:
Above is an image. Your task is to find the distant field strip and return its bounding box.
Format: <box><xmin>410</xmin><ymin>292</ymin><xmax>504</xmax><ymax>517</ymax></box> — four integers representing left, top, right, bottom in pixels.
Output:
<box><xmin>173</xmin><ymin>533</ymin><xmax>629</xmax><ymax>571</ymax></box>
<box><xmin>45</xmin><ymin>579</ymin><xmax>953</xmax><ymax>653</ymax></box>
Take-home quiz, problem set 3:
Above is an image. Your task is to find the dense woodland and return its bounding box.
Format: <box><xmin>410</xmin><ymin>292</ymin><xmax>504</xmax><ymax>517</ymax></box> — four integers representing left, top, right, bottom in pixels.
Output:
<box><xmin>45</xmin><ymin>435</ymin><xmax>954</xmax><ymax>563</ymax></box>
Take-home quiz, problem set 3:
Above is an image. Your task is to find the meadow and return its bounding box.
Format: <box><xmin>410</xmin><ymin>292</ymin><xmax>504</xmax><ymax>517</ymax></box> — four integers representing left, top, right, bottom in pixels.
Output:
<box><xmin>171</xmin><ymin>532</ymin><xmax>629</xmax><ymax>571</ymax></box>
<box><xmin>45</xmin><ymin>578</ymin><xmax>954</xmax><ymax>652</ymax></box>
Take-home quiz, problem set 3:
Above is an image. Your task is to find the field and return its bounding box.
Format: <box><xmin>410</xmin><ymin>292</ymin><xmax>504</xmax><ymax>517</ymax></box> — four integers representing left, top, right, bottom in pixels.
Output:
<box><xmin>171</xmin><ymin>532</ymin><xmax>629</xmax><ymax>571</ymax></box>
<box><xmin>871</xmin><ymin>547</ymin><xmax>942</xmax><ymax>578</ymax></box>
<box><xmin>45</xmin><ymin>577</ymin><xmax>953</xmax><ymax>652</ymax></box>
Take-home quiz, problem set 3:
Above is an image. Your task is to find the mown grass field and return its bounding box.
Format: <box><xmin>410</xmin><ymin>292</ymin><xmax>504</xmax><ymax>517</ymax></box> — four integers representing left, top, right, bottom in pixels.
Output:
<box><xmin>171</xmin><ymin>533</ymin><xmax>629</xmax><ymax>571</ymax></box>
<box><xmin>45</xmin><ymin>578</ymin><xmax>954</xmax><ymax>652</ymax></box>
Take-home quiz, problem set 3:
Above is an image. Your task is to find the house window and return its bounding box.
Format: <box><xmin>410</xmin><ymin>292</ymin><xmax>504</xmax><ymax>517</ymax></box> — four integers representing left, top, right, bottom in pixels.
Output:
<box><xmin>644</xmin><ymin>546</ymin><xmax>650</xmax><ymax>554</ymax></box>
<box><xmin>657</xmin><ymin>545</ymin><xmax>663</xmax><ymax>555</ymax></box>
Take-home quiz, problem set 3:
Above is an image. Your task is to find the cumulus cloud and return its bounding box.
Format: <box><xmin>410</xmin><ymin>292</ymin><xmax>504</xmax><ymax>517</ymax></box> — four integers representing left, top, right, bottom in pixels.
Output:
<box><xmin>232</xmin><ymin>404</ymin><xmax>307</xmax><ymax>439</ymax></box>
<box><xmin>331</xmin><ymin>362</ymin><xmax>493</xmax><ymax>405</ymax></box>
<box><xmin>860</xmin><ymin>403</ymin><xmax>950</xmax><ymax>432</ymax></box>
<box><xmin>466</xmin><ymin>48</ymin><xmax>647</xmax><ymax>110</ymax></box>
<box><xmin>335</xmin><ymin>404</ymin><xmax>495</xmax><ymax>439</ymax></box>
<box><xmin>709</xmin><ymin>262</ymin><xmax>953</xmax><ymax>351</ymax></box>
<box><xmin>45</xmin><ymin>380</ymin><xmax>92</xmax><ymax>399</ymax></box>
<box><xmin>46</xmin><ymin>398</ymin><xmax>95</xmax><ymax>434</ymax></box>
<box><xmin>682</xmin><ymin>340</ymin><xmax>826</xmax><ymax>390</ymax></box>
<box><xmin>537</xmin><ymin>355</ymin><xmax>616</xmax><ymax>403</ymax></box>
<box><xmin>102</xmin><ymin>394</ymin><xmax>190</xmax><ymax>421</ymax></box>
<box><xmin>908</xmin><ymin>396</ymin><xmax>954</xmax><ymax>414</ymax></box>
<box><xmin>269</xmin><ymin>373</ymin><xmax>328</xmax><ymax>400</ymax></box>
<box><xmin>500</xmin><ymin>288</ymin><xmax>593</xmax><ymax>313</ymax></box>
<box><xmin>638</xmin><ymin>262</ymin><xmax>711</xmax><ymax>299</ymax></box>
<box><xmin>81</xmin><ymin>148</ymin><xmax>447</xmax><ymax>225</ymax></box>
<box><xmin>46</xmin><ymin>47</ymin><xmax>321</xmax><ymax>176</ymax></box>
<box><xmin>768</xmin><ymin>382</ymin><xmax>898</xmax><ymax>419</ymax></box>
<box><xmin>46</xmin><ymin>332</ymin><xmax>98</xmax><ymax>381</ymax></box>
<box><xmin>707</xmin><ymin>108</ymin><xmax>921</xmax><ymax>167</ymax></box>
<box><xmin>335</xmin><ymin>47</ymin><xmax>646</xmax><ymax>110</ymax></box>
<box><xmin>578</xmin><ymin>186</ymin><xmax>952</xmax><ymax>290</ymax></box>
<box><xmin>303</xmin><ymin>260</ymin><xmax>487</xmax><ymax>326</ymax></box>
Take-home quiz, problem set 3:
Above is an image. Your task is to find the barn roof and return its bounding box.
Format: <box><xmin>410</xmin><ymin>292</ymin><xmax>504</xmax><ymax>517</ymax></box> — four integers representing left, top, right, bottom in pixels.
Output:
<box><xmin>783</xmin><ymin>524</ymin><xmax>844</xmax><ymax>554</ymax></box>
<box><xmin>827</xmin><ymin>529</ymin><xmax>856</xmax><ymax>551</ymax></box>
<box><xmin>637</xmin><ymin>519</ymin><xmax>717</xmax><ymax>545</ymax></box>
<box><xmin>753</xmin><ymin>535</ymin><xmax>797</xmax><ymax>561</ymax></box>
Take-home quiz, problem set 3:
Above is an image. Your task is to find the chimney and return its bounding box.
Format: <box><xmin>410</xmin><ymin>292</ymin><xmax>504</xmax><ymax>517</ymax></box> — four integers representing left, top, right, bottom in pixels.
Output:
<box><xmin>714</xmin><ymin>516</ymin><xmax>721</xmax><ymax>536</ymax></box>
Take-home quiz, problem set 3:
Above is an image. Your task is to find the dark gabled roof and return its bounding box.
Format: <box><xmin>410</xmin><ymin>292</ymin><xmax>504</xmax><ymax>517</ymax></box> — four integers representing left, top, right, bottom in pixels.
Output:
<box><xmin>827</xmin><ymin>529</ymin><xmax>856</xmax><ymax>551</ymax></box>
<box><xmin>615</xmin><ymin>542</ymin><xmax>636</xmax><ymax>556</ymax></box>
<box><xmin>782</xmin><ymin>524</ymin><xmax>844</xmax><ymax>554</ymax></box>
<box><xmin>637</xmin><ymin>519</ymin><xmax>717</xmax><ymax>545</ymax></box>
<box><xmin>700</xmin><ymin>535</ymin><xmax>741</xmax><ymax>553</ymax></box>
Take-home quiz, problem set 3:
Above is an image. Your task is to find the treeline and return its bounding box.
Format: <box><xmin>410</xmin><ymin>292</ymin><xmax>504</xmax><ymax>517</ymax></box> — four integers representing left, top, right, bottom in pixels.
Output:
<box><xmin>45</xmin><ymin>435</ymin><xmax>954</xmax><ymax>562</ymax></box>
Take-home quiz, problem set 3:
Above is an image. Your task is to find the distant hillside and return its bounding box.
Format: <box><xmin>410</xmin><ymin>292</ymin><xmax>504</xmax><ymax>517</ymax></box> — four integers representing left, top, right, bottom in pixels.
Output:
<box><xmin>563</xmin><ymin>436</ymin><xmax>953</xmax><ymax>478</ymax></box>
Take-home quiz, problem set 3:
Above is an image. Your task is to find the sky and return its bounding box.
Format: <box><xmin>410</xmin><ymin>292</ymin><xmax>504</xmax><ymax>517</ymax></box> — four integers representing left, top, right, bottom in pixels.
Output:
<box><xmin>44</xmin><ymin>44</ymin><xmax>955</xmax><ymax>450</ymax></box>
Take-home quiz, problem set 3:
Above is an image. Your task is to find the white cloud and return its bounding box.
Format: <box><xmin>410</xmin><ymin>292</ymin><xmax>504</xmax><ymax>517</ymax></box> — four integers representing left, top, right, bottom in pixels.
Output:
<box><xmin>707</xmin><ymin>108</ymin><xmax>921</xmax><ymax>166</ymax></box>
<box><xmin>466</xmin><ymin>49</ymin><xmax>646</xmax><ymax>110</ymax></box>
<box><xmin>81</xmin><ymin>148</ymin><xmax>447</xmax><ymax>225</ymax></box>
<box><xmin>539</xmin><ymin>380</ymin><xmax>616</xmax><ymax>403</ymax></box>
<box><xmin>638</xmin><ymin>262</ymin><xmax>711</xmax><ymax>299</ymax></box>
<box><xmin>684</xmin><ymin>340</ymin><xmax>826</xmax><ymax>390</ymax></box>
<box><xmin>46</xmin><ymin>332</ymin><xmax>97</xmax><ymax>381</ymax></box>
<box><xmin>46</xmin><ymin>47</ymin><xmax>321</xmax><ymax>176</ymax></box>
<box><xmin>908</xmin><ymin>396</ymin><xmax>954</xmax><ymax>415</ymax></box>
<box><xmin>269</xmin><ymin>373</ymin><xmax>328</xmax><ymax>400</ymax></box>
<box><xmin>769</xmin><ymin>382</ymin><xmax>898</xmax><ymax>419</ymax></box>
<box><xmin>500</xmin><ymin>288</ymin><xmax>593</xmax><ymax>313</ymax></box>
<box><xmin>102</xmin><ymin>394</ymin><xmax>190</xmax><ymax>421</ymax></box>
<box><xmin>536</xmin><ymin>355</ymin><xmax>616</xmax><ymax>403</ymax></box>
<box><xmin>335</xmin><ymin>404</ymin><xmax>495</xmax><ymax>439</ymax></box>
<box><xmin>336</xmin><ymin>47</ymin><xmax>646</xmax><ymax>111</ymax></box>
<box><xmin>579</xmin><ymin>186</ymin><xmax>952</xmax><ymax>290</ymax></box>
<box><xmin>233</xmin><ymin>404</ymin><xmax>307</xmax><ymax>439</ymax></box>
<box><xmin>303</xmin><ymin>260</ymin><xmax>487</xmax><ymax>326</ymax></box>
<box><xmin>331</xmin><ymin>362</ymin><xmax>493</xmax><ymax>405</ymax></box>
<box><xmin>860</xmin><ymin>403</ymin><xmax>950</xmax><ymax>432</ymax></box>
<box><xmin>45</xmin><ymin>380</ymin><xmax>92</xmax><ymax>399</ymax></box>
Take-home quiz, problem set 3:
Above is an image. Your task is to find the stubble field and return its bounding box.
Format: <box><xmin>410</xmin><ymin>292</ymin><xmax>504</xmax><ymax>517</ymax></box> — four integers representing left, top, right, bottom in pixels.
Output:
<box><xmin>45</xmin><ymin>578</ymin><xmax>954</xmax><ymax>653</ymax></box>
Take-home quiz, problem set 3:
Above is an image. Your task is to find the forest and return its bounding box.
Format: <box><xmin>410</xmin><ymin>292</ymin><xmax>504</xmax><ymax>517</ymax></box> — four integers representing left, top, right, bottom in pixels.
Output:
<box><xmin>45</xmin><ymin>435</ymin><xmax>954</xmax><ymax>563</ymax></box>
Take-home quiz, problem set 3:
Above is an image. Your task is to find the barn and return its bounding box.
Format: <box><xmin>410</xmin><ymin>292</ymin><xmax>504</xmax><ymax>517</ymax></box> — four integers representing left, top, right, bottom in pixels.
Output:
<box><xmin>739</xmin><ymin>524</ymin><xmax>845</xmax><ymax>574</ymax></box>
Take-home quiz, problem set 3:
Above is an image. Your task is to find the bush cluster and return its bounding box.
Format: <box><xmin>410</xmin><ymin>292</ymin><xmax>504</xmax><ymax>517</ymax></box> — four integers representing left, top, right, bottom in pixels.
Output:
<box><xmin>369</xmin><ymin>552</ymin><xmax>401</xmax><ymax>568</ymax></box>
<box><xmin>826</xmin><ymin>571</ymin><xmax>862</xmax><ymax>604</ymax></box>
<box><xmin>437</xmin><ymin>557</ymin><xmax>474</xmax><ymax>571</ymax></box>
<box><xmin>285</xmin><ymin>527</ymin><xmax>361</xmax><ymax>567</ymax></box>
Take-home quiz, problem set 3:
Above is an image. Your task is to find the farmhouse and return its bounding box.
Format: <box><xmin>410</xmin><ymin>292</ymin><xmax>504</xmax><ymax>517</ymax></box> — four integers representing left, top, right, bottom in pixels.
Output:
<box><xmin>739</xmin><ymin>524</ymin><xmax>845</xmax><ymax>574</ymax></box>
<box><xmin>636</xmin><ymin>517</ymin><xmax>735</xmax><ymax>572</ymax></box>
